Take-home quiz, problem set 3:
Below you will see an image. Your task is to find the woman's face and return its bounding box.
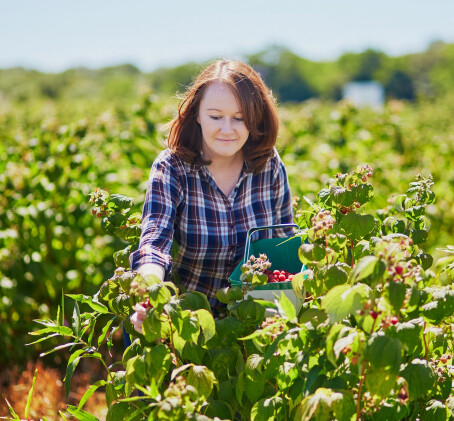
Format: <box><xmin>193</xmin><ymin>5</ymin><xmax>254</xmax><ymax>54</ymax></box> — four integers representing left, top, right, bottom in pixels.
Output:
<box><xmin>197</xmin><ymin>82</ymin><xmax>249</xmax><ymax>165</ymax></box>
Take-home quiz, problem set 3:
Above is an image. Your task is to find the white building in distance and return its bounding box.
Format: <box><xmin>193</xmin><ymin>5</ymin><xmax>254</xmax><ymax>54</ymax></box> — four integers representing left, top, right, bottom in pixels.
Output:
<box><xmin>342</xmin><ymin>81</ymin><xmax>385</xmax><ymax>107</ymax></box>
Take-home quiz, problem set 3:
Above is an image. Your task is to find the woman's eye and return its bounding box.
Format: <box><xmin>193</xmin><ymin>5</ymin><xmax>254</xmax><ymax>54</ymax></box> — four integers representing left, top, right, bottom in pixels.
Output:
<box><xmin>234</xmin><ymin>117</ymin><xmax>244</xmax><ymax>122</ymax></box>
<box><xmin>210</xmin><ymin>116</ymin><xmax>221</xmax><ymax>120</ymax></box>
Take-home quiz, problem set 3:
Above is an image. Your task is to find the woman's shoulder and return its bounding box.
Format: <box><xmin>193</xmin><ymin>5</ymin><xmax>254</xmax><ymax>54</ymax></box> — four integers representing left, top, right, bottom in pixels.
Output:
<box><xmin>152</xmin><ymin>148</ymin><xmax>187</xmax><ymax>174</ymax></box>
<box><xmin>261</xmin><ymin>147</ymin><xmax>283</xmax><ymax>173</ymax></box>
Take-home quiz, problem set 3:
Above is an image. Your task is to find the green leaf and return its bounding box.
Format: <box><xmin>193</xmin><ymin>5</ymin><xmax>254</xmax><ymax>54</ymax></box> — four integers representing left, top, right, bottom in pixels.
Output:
<box><xmin>106</xmin><ymin>402</ymin><xmax>138</xmax><ymax>421</ymax></box>
<box><xmin>186</xmin><ymin>365</ymin><xmax>217</xmax><ymax>398</ymax></box>
<box><xmin>295</xmin><ymin>387</ymin><xmax>356</xmax><ymax>421</ymax></box>
<box><xmin>64</xmin><ymin>348</ymin><xmax>86</xmax><ymax>397</ymax></box>
<box><xmin>66</xmin><ymin>294</ymin><xmax>109</xmax><ymax>314</ymax></box>
<box><xmin>400</xmin><ymin>359</ymin><xmax>436</xmax><ymax>399</ymax></box>
<box><xmin>66</xmin><ymin>406</ymin><xmax>99</xmax><ymax>421</ymax></box>
<box><xmin>245</xmin><ymin>369</ymin><xmax>265</xmax><ymax>403</ymax></box>
<box><xmin>371</xmin><ymin>399</ymin><xmax>409</xmax><ymax>421</ymax></box>
<box><xmin>147</xmin><ymin>283</ymin><xmax>171</xmax><ymax>312</ymax></box>
<box><xmin>30</xmin><ymin>325</ymin><xmax>74</xmax><ymax>337</ymax></box>
<box><xmin>350</xmin><ymin>255</ymin><xmax>386</xmax><ymax>284</ymax></box>
<box><xmin>26</xmin><ymin>332</ymin><xmax>60</xmax><ymax>346</ymax></box>
<box><xmin>179</xmin><ymin>291</ymin><xmax>211</xmax><ymax>311</ymax></box>
<box><xmin>24</xmin><ymin>368</ymin><xmax>38</xmax><ymax>419</ymax></box>
<box><xmin>236</xmin><ymin>371</ymin><xmax>245</xmax><ymax>405</ymax></box>
<box><xmin>106</xmin><ymin>194</ymin><xmax>134</xmax><ymax>210</ymax></box>
<box><xmin>355</xmin><ymin>183</ymin><xmax>374</xmax><ymax>205</ymax></box>
<box><xmin>39</xmin><ymin>342</ymin><xmax>79</xmax><ymax>357</ymax></box>
<box><xmin>142</xmin><ymin>309</ymin><xmax>163</xmax><ymax>343</ymax></box>
<box><xmin>411</xmin><ymin>229</ymin><xmax>428</xmax><ymax>245</ymax></box>
<box><xmin>386</xmin><ymin>281</ymin><xmax>407</xmax><ymax>312</ymax></box>
<box><xmin>251</xmin><ymin>396</ymin><xmax>284</xmax><ymax>421</ymax></box>
<box><xmin>78</xmin><ymin>380</ymin><xmax>107</xmax><ymax>409</ymax></box>
<box><xmin>387</xmin><ymin>319</ymin><xmax>423</xmax><ymax>355</ymax></box>
<box><xmin>322</xmin><ymin>283</ymin><xmax>371</xmax><ymax>322</ymax></box>
<box><xmin>97</xmin><ymin>317</ymin><xmax>117</xmax><ymax>348</ymax></box>
<box><xmin>179</xmin><ymin>312</ymin><xmax>200</xmax><ymax>342</ymax></box>
<box><xmin>324</xmin><ymin>264</ymin><xmax>348</xmax><ymax>289</ymax></box>
<box><xmin>72</xmin><ymin>302</ymin><xmax>81</xmax><ymax>338</ymax></box>
<box><xmin>5</xmin><ymin>398</ymin><xmax>21</xmax><ymax>420</ymax></box>
<box><xmin>164</xmin><ymin>302</ymin><xmax>183</xmax><ymax>333</ymax></box>
<box><xmin>420</xmin><ymin>400</ymin><xmax>447</xmax><ymax>421</ymax></box>
<box><xmin>193</xmin><ymin>309</ymin><xmax>215</xmax><ymax>344</ymax></box>
<box><xmin>299</xmin><ymin>243</ymin><xmax>326</xmax><ymax>266</ymax></box>
<box><xmin>365</xmin><ymin>366</ymin><xmax>397</xmax><ymax>398</ymax></box>
<box><xmin>278</xmin><ymin>291</ymin><xmax>296</xmax><ymax>320</ymax></box>
<box><xmin>364</xmin><ymin>333</ymin><xmax>402</xmax><ymax>374</ymax></box>
<box><xmin>340</xmin><ymin>213</ymin><xmax>375</xmax><ymax>242</ymax></box>
<box><xmin>291</xmin><ymin>273</ymin><xmax>305</xmax><ymax>299</ymax></box>
<box><xmin>251</xmin><ymin>272</ymin><xmax>268</xmax><ymax>286</ymax></box>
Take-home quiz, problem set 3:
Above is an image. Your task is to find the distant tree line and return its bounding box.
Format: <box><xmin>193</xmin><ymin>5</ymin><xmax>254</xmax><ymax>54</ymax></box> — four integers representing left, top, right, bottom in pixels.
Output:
<box><xmin>1</xmin><ymin>41</ymin><xmax>453</xmax><ymax>103</ymax></box>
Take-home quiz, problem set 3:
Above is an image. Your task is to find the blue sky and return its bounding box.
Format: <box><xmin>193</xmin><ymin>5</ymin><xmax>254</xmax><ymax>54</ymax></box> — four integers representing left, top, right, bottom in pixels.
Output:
<box><xmin>1</xmin><ymin>0</ymin><xmax>453</xmax><ymax>72</ymax></box>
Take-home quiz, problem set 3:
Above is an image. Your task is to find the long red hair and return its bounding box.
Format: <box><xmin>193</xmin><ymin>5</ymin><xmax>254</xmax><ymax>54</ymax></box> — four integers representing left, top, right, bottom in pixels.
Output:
<box><xmin>167</xmin><ymin>60</ymin><xmax>279</xmax><ymax>173</ymax></box>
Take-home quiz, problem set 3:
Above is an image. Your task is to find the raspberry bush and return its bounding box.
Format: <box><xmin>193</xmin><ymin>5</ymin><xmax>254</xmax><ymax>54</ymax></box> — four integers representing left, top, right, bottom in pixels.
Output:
<box><xmin>31</xmin><ymin>167</ymin><xmax>454</xmax><ymax>420</ymax></box>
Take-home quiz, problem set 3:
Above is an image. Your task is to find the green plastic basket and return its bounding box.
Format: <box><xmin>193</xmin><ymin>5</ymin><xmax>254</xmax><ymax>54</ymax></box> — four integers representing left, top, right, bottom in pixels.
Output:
<box><xmin>229</xmin><ymin>224</ymin><xmax>305</xmax><ymax>291</ymax></box>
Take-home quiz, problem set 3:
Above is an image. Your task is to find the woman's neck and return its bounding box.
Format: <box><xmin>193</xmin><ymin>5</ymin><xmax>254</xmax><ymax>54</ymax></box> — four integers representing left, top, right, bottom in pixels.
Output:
<box><xmin>206</xmin><ymin>151</ymin><xmax>244</xmax><ymax>173</ymax></box>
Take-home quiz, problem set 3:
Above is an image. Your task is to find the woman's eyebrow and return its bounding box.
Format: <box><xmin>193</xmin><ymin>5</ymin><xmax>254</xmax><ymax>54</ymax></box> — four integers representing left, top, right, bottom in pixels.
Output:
<box><xmin>207</xmin><ymin>108</ymin><xmax>242</xmax><ymax>114</ymax></box>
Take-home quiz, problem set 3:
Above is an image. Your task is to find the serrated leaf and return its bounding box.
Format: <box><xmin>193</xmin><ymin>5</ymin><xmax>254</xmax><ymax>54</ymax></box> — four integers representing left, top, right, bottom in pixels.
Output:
<box><xmin>340</xmin><ymin>213</ymin><xmax>375</xmax><ymax>242</ymax></box>
<box><xmin>355</xmin><ymin>183</ymin><xmax>374</xmax><ymax>205</ymax></box>
<box><xmin>291</xmin><ymin>273</ymin><xmax>305</xmax><ymax>299</ymax></box>
<box><xmin>400</xmin><ymin>359</ymin><xmax>436</xmax><ymax>399</ymax></box>
<box><xmin>365</xmin><ymin>333</ymin><xmax>402</xmax><ymax>374</ymax></box>
<box><xmin>387</xmin><ymin>281</ymin><xmax>407</xmax><ymax>312</ymax></box>
<box><xmin>164</xmin><ymin>302</ymin><xmax>183</xmax><ymax>333</ymax></box>
<box><xmin>322</xmin><ymin>283</ymin><xmax>371</xmax><ymax>322</ymax></box>
<box><xmin>147</xmin><ymin>283</ymin><xmax>171</xmax><ymax>311</ymax></box>
<box><xmin>365</xmin><ymin>366</ymin><xmax>397</xmax><ymax>398</ymax></box>
<box><xmin>420</xmin><ymin>399</ymin><xmax>447</xmax><ymax>421</ymax></box>
<box><xmin>278</xmin><ymin>291</ymin><xmax>296</xmax><ymax>320</ymax></box>
<box><xmin>351</xmin><ymin>255</ymin><xmax>386</xmax><ymax>286</ymax></box>
<box><xmin>186</xmin><ymin>365</ymin><xmax>217</xmax><ymax>398</ymax></box>
<box><xmin>193</xmin><ymin>309</ymin><xmax>215</xmax><ymax>344</ymax></box>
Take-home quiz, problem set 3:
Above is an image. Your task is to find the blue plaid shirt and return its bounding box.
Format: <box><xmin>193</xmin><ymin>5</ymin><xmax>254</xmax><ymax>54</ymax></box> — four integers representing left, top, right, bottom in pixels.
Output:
<box><xmin>129</xmin><ymin>148</ymin><xmax>294</xmax><ymax>305</ymax></box>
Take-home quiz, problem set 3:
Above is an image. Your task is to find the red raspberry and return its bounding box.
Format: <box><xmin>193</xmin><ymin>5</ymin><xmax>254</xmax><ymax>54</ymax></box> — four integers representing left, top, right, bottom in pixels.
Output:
<box><xmin>370</xmin><ymin>311</ymin><xmax>379</xmax><ymax>320</ymax></box>
<box><xmin>390</xmin><ymin>317</ymin><xmax>399</xmax><ymax>325</ymax></box>
<box><xmin>395</xmin><ymin>265</ymin><xmax>403</xmax><ymax>275</ymax></box>
<box><xmin>279</xmin><ymin>274</ymin><xmax>286</xmax><ymax>282</ymax></box>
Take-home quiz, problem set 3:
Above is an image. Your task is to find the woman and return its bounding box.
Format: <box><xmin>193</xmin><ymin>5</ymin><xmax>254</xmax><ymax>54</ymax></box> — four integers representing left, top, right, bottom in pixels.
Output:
<box><xmin>129</xmin><ymin>59</ymin><xmax>294</xmax><ymax>312</ymax></box>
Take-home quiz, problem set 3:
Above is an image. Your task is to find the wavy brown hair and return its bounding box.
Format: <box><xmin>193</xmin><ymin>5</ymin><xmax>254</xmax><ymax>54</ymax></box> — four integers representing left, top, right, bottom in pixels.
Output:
<box><xmin>167</xmin><ymin>60</ymin><xmax>279</xmax><ymax>173</ymax></box>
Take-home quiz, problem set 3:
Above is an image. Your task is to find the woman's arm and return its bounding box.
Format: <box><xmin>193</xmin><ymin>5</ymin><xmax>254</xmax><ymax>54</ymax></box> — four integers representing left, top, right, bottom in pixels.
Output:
<box><xmin>129</xmin><ymin>152</ymin><xmax>183</xmax><ymax>278</ymax></box>
<box><xmin>137</xmin><ymin>263</ymin><xmax>165</xmax><ymax>281</ymax></box>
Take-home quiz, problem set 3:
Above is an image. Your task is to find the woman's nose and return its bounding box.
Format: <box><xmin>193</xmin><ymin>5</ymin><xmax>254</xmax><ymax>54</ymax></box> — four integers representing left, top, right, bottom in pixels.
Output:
<box><xmin>220</xmin><ymin>118</ymin><xmax>234</xmax><ymax>133</ymax></box>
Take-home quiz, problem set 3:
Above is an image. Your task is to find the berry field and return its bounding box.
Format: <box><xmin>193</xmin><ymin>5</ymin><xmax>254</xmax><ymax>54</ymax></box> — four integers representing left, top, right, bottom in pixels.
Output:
<box><xmin>1</xmin><ymin>92</ymin><xmax>454</xmax><ymax>419</ymax></box>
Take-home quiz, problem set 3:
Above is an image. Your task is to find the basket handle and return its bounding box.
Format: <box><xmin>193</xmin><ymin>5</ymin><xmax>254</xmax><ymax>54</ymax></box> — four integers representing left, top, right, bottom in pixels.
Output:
<box><xmin>243</xmin><ymin>223</ymin><xmax>299</xmax><ymax>264</ymax></box>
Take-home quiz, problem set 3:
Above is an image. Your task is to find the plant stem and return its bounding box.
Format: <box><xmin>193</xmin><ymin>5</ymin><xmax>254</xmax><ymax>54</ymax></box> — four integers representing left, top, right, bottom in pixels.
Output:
<box><xmin>356</xmin><ymin>360</ymin><xmax>367</xmax><ymax>421</ymax></box>
<box><xmin>356</xmin><ymin>317</ymin><xmax>377</xmax><ymax>420</ymax></box>
<box><xmin>423</xmin><ymin>321</ymin><xmax>429</xmax><ymax>360</ymax></box>
<box><xmin>167</xmin><ymin>314</ymin><xmax>181</xmax><ymax>367</ymax></box>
